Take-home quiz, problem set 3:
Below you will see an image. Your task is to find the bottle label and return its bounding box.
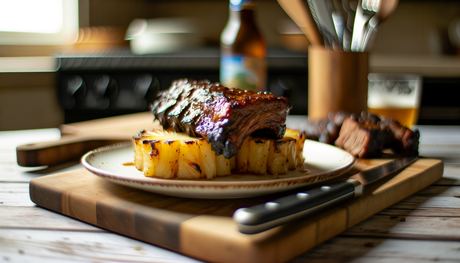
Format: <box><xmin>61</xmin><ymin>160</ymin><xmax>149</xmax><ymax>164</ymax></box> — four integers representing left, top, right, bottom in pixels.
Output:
<box><xmin>220</xmin><ymin>55</ymin><xmax>267</xmax><ymax>92</ymax></box>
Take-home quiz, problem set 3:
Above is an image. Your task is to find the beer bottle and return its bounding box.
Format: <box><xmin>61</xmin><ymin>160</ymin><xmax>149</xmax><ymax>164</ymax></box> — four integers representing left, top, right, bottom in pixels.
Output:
<box><xmin>220</xmin><ymin>0</ymin><xmax>267</xmax><ymax>92</ymax></box>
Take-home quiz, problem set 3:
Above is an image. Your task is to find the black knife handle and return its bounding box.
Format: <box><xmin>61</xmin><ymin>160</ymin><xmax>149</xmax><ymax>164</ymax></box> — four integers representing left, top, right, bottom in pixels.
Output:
<box><xmin>233</xmin><ymin>179</ymin><xmax>362</xmax><ymax>234</ymax></box>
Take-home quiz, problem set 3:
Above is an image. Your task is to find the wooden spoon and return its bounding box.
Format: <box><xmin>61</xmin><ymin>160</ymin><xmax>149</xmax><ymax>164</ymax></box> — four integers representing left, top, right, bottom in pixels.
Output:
<box><xmin>277</xmin><ymin>0</ymin><xmax>324</xmax><ymax>46</ymax></box>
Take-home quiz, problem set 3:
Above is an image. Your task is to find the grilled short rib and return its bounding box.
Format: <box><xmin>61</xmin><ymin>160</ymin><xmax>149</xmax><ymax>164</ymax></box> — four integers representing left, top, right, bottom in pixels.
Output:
<box><xmin>151</xmin><ymin>79</ymin><xmax>292</xmax><ymax>158</ymax></box>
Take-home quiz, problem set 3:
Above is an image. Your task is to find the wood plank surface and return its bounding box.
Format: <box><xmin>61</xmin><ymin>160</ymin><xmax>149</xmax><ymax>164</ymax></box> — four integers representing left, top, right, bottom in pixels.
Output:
<box><xmin>390</xmin><ymin>196</ymin><xmax>460</xmax><ymax>209</ymax></box>
<box><xmin>291</xmin><ymin>237</ymin><xmax>460</xmax><ymax>263</ymax></box>
<box><xmin>3</xmin><ymin>229</ymin><xmax>460</xmax><ymax>263</ymax></box>
<box><xmin>0</xmin><ymin>192</ymin><xmax>35</xmax><ymax>206</ymax></box>
<box><xmin>0</xmin><ymin>229</ymin><xmax>201</xmax><ymax>263</ymax></box>
<box><xmin>344</xmin><ymin>215</ymin><xmax>460</xmax><ymax>240</ymax></box>
<box><xmin>28</xmin><ymin>157</ymin><xmax>444</xmax><ymax>263</ymax></box>
<box><xmin>0</xmin><ymin>206</ymin><xmax>103</xmax><ymax>231</ymax></box>
<box><xmin>378</xmin><ymin>207</ymin><xmax>460</xmax><ymax>217</ymax></box>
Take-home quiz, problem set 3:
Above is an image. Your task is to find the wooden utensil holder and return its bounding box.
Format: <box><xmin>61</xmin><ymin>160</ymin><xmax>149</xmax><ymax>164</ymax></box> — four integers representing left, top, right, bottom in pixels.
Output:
<box><xmin>308</xmin><ymin>47</ymin><xmax>369</xmax><ymax>121</ymax></box>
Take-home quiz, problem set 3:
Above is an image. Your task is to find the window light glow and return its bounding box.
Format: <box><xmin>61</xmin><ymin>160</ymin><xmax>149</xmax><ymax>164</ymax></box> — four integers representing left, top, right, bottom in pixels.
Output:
<box><xmin>0</xmin><ymin>0</ymin><xmax>64</xmax><ymax>34</ymax></box>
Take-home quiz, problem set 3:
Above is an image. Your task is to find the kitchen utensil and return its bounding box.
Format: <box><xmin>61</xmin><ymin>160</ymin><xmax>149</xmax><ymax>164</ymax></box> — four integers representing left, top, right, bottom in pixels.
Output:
<box><xmin>341</xmin><ymin>0</ymin><xmax>356</xmax><ymax>51</ymax></box>
<box><xmin>277</xmin><ymin>0</ymin><xmax>324</xmax><ymax>46</ymax></box>
<box><xmin>307</xmin><ymin>46</ymin><xmax>368</xmax><ymax>121</ymax></box>
<box><xmin>233</xmin><ymin>155</ymin><xmax>418</xmax><ymax>234</ymax></box>
<box><xmin>308</xmin><ymin>0</ymin><xmax>340</xmax><ymax>49</ymax></box>
<box><xmin>361</xmin><ymin>0</ymin><xmax>399</xmax><ymax>51</ymax></box>
<box><xmin>350</xmin><ymin>0</ymin><xmax>375</xmax><ymax>51</ymax></box>
<box><xmin>328</xmin><ymin>0</ymin><xmax>346</xmax><ymax>47</ymax></box>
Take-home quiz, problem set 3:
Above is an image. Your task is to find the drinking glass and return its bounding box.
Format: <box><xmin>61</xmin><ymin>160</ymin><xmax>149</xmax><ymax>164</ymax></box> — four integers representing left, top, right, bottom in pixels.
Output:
<box><xmin>367</xmin><ymin>73</ymin><xmax>423</xmax><ymax>127</ymax></box>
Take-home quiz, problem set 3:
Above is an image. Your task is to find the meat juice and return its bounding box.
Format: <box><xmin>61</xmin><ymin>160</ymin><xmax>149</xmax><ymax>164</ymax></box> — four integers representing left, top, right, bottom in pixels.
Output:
<box><xmin>220</xmin><ymin>0</ymin><xmax>267</xmax><ymax>92</ymax></box>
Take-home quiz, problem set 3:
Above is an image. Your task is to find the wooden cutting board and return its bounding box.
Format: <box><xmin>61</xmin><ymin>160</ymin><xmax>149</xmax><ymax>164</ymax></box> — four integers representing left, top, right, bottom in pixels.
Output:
<box><xmin>17</xmin><ymin>112</ymin><xmax>158</xmax><ymax>167</ymax></box>
<box><xmin>29</xmin><ymin>157</ymin><xmax>443</xmax><ymax>263</ymax></box>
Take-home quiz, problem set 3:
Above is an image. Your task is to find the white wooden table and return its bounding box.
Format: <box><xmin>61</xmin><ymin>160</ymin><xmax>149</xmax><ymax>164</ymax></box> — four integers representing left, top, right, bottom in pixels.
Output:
<box><xmin>1</xmin><ymin>121</ymin><xmax>460</xmax><ymax>262</ymax></box>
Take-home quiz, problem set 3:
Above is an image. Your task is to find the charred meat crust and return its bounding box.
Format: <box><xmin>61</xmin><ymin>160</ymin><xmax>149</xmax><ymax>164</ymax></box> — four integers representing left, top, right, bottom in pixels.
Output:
<box><xmin>302</xmin><ymin>111</ymin><xmax>419</xmax><ymax>158</ymax></box>
<box><xmin>151</xmin><ymin>79</ymin><xmax>292</xmax><ymax>158</ymax></box>
<box><xmin>302</xmin><ymin>110</ymin><xmax>349</xmax><ymax>144</ymax></box>
<box><xmin>334</xmin><ymin>116</ymin><xmax>386</xmax><ymax>158</ymax></box>
<box><xmin>334</xmin><ymin>112</ymin><xmax>420</xmax><ymax>158</ymax></box>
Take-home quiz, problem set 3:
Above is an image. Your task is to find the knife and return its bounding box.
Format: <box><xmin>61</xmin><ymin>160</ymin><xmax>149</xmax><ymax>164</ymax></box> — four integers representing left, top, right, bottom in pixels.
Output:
<box><xmin>233</xmin><ymin>156</ymin><xmax>418</xmax><ymax>234</ymax></box>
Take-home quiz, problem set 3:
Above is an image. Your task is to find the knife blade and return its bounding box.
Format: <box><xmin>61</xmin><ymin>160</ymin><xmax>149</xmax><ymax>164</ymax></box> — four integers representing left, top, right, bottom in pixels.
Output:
<box><xmin>233</xmin><ymin>156</ymin><xmax>418</xmax><ymax>234</ymax></box>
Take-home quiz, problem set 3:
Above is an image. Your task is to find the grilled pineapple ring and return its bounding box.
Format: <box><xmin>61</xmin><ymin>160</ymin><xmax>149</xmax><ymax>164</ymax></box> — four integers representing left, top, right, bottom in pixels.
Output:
<box><xmin>133</xmin><ymin>129</ymin><xmax>305</xmax><ymax>179</ymax></box>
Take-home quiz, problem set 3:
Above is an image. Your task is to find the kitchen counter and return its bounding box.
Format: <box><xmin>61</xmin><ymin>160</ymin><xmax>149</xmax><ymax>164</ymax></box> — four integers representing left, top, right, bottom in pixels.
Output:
<box><xmin>1</xmin><ymin>113</ymin><xmax>459</xmax><ymax>262</ymax></box>
<box><xmin>0</xmin><ymin>56</ymin><xmax>59</xmax><ymax>73</ymax></box>
<box><xmin>370</xmin><ymin>54</ymin><xmax>460</xmax><ymax>77</ymax></box>
<box><xmin>2</xmin><ymin>51</ymin><xmax>460</xmax><ymax>77</ymax></box>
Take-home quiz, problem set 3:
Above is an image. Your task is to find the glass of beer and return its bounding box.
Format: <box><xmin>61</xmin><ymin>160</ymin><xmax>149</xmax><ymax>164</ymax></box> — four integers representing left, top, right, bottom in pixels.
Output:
<box><xmin>367</xmin><ymin>73</ymin><xmax>423</xmax><ymax>128</ymax></box>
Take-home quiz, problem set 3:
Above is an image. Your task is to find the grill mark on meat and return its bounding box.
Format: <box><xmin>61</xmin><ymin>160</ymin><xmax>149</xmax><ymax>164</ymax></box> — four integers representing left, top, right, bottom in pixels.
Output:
<box><xmin>167</xmin><ymin>88</ymin><xmax>199</xmax><ymax>132</ymax></box>
<box><xmin>152</xmin><ymin>79</ymin><xmax>203</xmax><ymax>130</ymax></box>
<box><xmin>152</xmin><ymin>79</ymin><xmax>292</xmax><ymax>159</ymax></box>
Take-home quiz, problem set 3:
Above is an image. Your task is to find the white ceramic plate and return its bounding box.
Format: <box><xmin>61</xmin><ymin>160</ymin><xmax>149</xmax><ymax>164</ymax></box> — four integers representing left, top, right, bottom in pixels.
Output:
<box><xmin>82</xmin><ymin>140</ymin><xmax>355</xmax><ymax>199</ymax></box>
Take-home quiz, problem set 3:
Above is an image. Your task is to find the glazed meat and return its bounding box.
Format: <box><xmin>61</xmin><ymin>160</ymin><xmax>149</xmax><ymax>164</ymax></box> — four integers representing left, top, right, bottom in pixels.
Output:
<box><xmin>334</xmin><ymin>112</ymin><xmax>419</xmax><ymax>158</ymax></box>
<box><xmin>151</xmin><ymin>79</ymin><xmax>292</xmax><ymax>158</ymax></box>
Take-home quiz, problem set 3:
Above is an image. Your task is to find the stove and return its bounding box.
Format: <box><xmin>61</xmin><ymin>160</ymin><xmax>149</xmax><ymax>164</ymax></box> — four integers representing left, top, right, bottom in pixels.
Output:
<box><xmin>57</xmin><ymin>47</ymin><xmax>309</xmax><ymax>123</ymax></box>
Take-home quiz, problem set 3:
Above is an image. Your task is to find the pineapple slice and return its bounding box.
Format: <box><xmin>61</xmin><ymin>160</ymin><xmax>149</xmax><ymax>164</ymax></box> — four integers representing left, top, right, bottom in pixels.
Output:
<box><xmin>285</xmin><ymin>139</ymin><xmax>297</xmax><ymax>170</ymax></box>
<box><xmin>267</xmin><ymin>139</ymin><xmax>290</xmax><ymax>175</ymax></box>
<box><xmin>197</xmin><ymin>139</ymin><xmax>216</xmax><ymax>179</ymax></box>
<box><xmin>235</xmin><ymin>138</ymin><xmax>250</xmax><ymax>172</ymax></box>
<box><xmin>133</xmin><ymin>128</ymin><xmax>306</xmax><ymax>179</ymax></box>
<box><xmin>248</xmin><ymin>138</ymin><xmax>270</xmax><ymax>175</ymax></box>
<box><xmin>133</xmin><ymin>137</ymin><xmax>145</xmax><ymax>171</ymax></box>
<box><xmin>284</xmin><ymin>128</ymin><xmax>306</xmax><ymax>166</ymax></box>
<box><xmin>177</xmin><ymin>140</ymin><xmax>202</xmax><ymax>179</ymax></box>
<box><xmin>215</xmin><ymin>155</ymin><xmax>232</xmax><ymax>176</ymax></box>
<box><xmin>133</xmin><ymin>130</ymin><xmax>221</xmax><ymax>179</ymax></box>
<box><xmin>141</xmin><ymin>140</ymin><xmax>161</xmax><ymax>177</ymax></box>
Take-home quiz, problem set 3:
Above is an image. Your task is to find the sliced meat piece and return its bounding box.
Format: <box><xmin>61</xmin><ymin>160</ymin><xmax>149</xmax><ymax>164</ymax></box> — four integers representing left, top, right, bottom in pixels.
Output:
<box><xmin>334</xmin><ymin>112</ymin><xmax>419</xmax><ymax>158</ymax></box>
<box><xmin>334</xmin><ymin>115</ymin><xmax>387</xmax><ymax>158</ymax></box>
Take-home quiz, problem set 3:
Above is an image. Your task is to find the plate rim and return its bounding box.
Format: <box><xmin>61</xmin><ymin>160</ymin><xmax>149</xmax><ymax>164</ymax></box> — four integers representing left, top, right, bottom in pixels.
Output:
<box><xmin>81</xmin><ymin>140</ymin><xmax>355</xmax><ymax>189</ymax></box>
